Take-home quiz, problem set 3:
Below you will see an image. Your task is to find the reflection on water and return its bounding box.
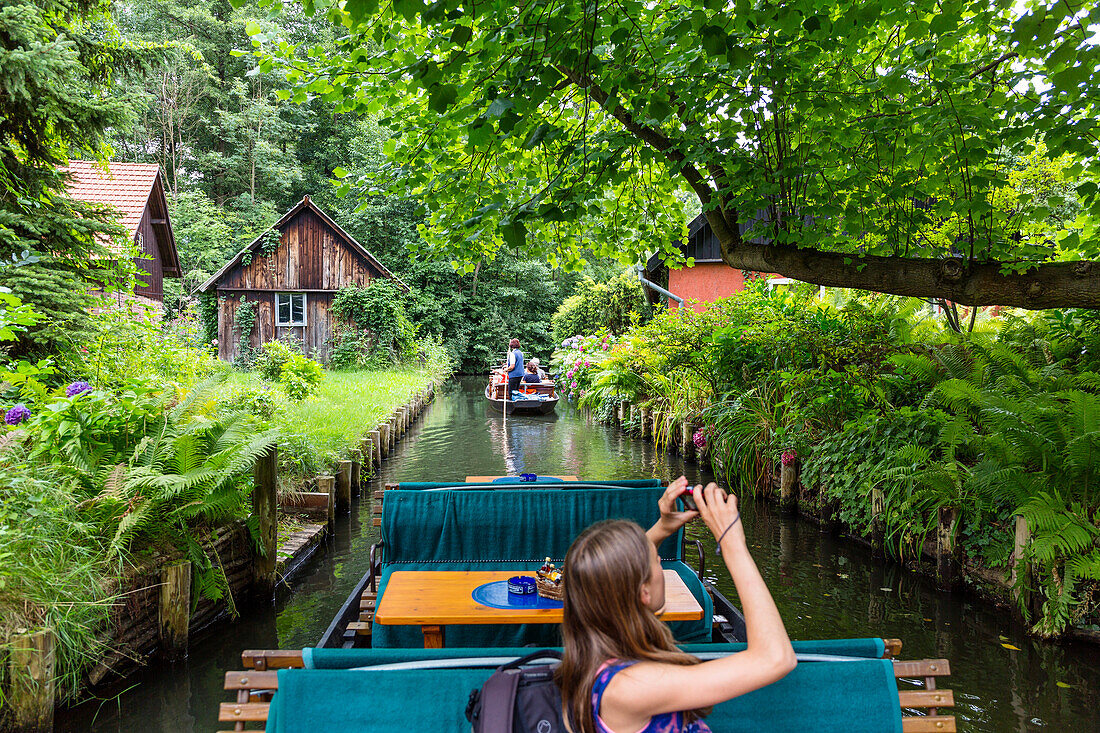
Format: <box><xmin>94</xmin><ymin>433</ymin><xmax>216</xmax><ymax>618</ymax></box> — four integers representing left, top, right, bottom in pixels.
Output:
<box><xmin>57</xmin><ymin>377</ymin><xmax>1100</xmax><ymax>732</ymax></box>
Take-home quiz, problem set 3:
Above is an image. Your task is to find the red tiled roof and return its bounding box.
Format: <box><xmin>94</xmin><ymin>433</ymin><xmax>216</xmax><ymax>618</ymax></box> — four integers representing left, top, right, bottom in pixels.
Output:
<box><xmin>62</xmin><ymin>160</ymin><xmax>161</xmax><ymax>239</ymax></box>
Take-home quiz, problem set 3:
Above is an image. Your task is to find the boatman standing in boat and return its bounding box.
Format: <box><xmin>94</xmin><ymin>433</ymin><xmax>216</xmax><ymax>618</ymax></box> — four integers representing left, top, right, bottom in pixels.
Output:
<box><xmin>505</xmin><ymin>338</ymin><xmax>525</xmax><ymax>394</ymax></box>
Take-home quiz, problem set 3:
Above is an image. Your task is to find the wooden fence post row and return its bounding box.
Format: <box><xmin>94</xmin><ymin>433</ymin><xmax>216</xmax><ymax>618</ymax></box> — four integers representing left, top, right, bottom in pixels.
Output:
<box><xmin>317</xmin><ymin>475</ymin><xmax>336</xmax><ymax>525</ymax></box>
<box><xmin>1012</xmin><ymin>516</ymin><xmax>1034</xmax><ymax>617</ymax></box>
<box><xmin>336</xmin><ymin>461</ymin><xmax>353</xmax><ymax>515</ymax></box>
<box><xmin>378</xmin><ymin>422</ymin><xmax>391</xmax><ymax>458</ymax></box>
<box><xmin>936</xmin><ymin>507</ymin><xmax>959</xmax><ymax>589</ymax></box>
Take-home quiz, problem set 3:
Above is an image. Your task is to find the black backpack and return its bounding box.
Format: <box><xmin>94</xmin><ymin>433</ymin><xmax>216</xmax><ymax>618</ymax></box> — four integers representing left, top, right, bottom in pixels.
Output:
<box><xmin>465</xmin><ymin>650</ymin><xmax>565</xmax><ymax>733</ymax></box>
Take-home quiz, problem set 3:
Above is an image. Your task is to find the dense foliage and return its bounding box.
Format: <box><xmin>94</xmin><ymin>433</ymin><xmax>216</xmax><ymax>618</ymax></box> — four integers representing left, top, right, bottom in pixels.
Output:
<box><xmin>559</xmin><ymin>287</ymin><xmax>1100</xmax><ymax>637</ymax></box>
<box><xmin>249</xmin><ymin>0</ymin><xmax>1100</xmax><ymax>307</ymax></box>
<box><xmin>0</xmin><ymin>288</ymin><xmax>444</xmax><ymax>709</ymax></box>
<box><xmin>0</xmin><ymin>0</ymin><xmax>158</xmax><ymax>354</ymax></box>
<box><xmin>331</xmin><ymin>281</ymin><xmax>417</xmax><ymax>368</ymax></box>
<box><xmin>550</xmin><ymin>271</ymin><xmax>649</xmax><ymax>345</ymax></box>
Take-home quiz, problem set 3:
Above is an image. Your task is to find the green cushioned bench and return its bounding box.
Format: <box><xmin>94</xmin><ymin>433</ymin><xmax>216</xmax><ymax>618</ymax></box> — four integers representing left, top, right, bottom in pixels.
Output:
<box><xmin>370</xmin><ymin>479</ymin><xmax>666</xmax><ymax>526</ymax></box>
<box><xmin>371</xmin><ymin>486</ymin><xmax>712</xmax><ymax>647</ymax></box>
<box><xmin>218</xmin><ymin>644</ymin><xmax>957</xmax><ymax>732</ymax></box>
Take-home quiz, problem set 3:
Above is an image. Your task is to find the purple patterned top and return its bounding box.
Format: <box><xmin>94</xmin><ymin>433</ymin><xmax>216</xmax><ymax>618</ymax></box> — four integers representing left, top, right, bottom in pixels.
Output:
<box><xmin>592</xmin><ymin>660</ymin><xmax>713</xmax><ymax>733</ymax></box>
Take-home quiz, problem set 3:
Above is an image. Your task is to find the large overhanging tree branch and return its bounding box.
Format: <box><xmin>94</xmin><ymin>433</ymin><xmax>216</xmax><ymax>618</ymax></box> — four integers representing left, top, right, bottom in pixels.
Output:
<box><xmin>241</xmin><ymin>0</ymin><xmax>1100</xmax><ymax>307</ymax></box>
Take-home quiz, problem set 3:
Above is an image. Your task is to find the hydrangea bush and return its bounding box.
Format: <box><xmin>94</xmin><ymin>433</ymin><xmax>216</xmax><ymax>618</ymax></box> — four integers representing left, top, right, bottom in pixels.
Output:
<box><xmin>549</xmin><ymin>331</ymin><xmax>618</xmax><ymax>402</ymax></box>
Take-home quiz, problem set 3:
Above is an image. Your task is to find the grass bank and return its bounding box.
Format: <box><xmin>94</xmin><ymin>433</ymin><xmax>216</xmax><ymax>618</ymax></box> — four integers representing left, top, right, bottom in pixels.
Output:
<box><xmin>226</xmin><ymin>367</ymin><xmax>441</xmax><ymax>483</ymax></box>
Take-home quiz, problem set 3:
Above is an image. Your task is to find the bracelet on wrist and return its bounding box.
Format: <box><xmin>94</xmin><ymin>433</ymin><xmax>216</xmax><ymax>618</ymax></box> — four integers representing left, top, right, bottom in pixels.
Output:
<box><xmin>714</xmin><ymin>512</ymin><xmax>741</xmax><ymax>556</ymax></box>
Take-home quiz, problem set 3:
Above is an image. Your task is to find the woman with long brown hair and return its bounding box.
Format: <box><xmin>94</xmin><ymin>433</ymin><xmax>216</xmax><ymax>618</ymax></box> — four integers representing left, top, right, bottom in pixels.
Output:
<box><xmin>556</xmin><ymin>477</ymin><xmax>796</xmax><ymax>733</ymax></box>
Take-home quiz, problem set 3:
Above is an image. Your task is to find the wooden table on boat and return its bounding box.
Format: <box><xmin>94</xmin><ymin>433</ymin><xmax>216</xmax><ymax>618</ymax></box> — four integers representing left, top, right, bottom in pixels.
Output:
<box><xmin>374</xmin><ymin>569</ymin><xmax>703</xmax><ymax>648</ymax></box>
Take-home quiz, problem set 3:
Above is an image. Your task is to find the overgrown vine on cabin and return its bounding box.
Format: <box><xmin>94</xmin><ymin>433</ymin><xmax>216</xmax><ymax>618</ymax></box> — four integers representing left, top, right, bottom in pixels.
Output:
<box><xmin>198</xmin><ymin>292</ymin><xmax>219</xmax><ymax>346</ymax></box>
<box><xmin>241</xmin><ymin>229</ymin><xmax>282</xmax><ymax>268</ymax></box>
<box><xmin>234</xmin><ymin>298</ymin><xmax>258</xmax><ymax>368</ymax></box>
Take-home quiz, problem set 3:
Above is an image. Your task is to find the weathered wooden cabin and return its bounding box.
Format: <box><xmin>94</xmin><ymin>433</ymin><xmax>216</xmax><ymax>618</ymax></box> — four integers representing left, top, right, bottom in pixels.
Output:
<box><xmin>64</xmin><ymin>160</ymin><xmax>181</xmax><ymax>303</ymax></box>
<box><xmin>199</xmin><ymin>195</ymin><xmax>406</xmax><ymax>363</ymax></box>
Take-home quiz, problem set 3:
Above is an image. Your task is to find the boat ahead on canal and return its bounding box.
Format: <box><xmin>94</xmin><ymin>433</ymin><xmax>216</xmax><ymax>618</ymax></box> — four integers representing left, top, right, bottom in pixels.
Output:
<box><xmin>485</xmin><ymin>370</ymin><xmax>558</xmax><ymax>414</ymax></box>
<box><xmin>219</xmin><ymin>476</ymin><xmax>959</xmax><ymax>732</ymax></box>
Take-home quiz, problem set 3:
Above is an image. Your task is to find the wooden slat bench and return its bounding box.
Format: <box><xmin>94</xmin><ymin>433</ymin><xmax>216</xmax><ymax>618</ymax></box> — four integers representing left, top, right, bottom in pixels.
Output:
<box><xmin>219</xmin><ymin>647</ymin><xmax>956</xmax><ymax>732</ymax></box>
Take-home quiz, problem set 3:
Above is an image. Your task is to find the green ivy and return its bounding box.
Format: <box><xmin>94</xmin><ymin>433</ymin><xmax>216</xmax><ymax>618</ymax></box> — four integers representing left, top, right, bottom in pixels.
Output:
<box><xmin>233</xmin><ymin>299</ymin><xmax>258</xmax><ymax>369</ymax></box>
<box><xmin>331</xmin><ymin>281</ymin><xmax>416</xmax><ymax>368</ymax></box>
<box><xmin>198</xmin><ymin>292</ymin><xmax>219</xmax><ymax>346</ymax></box>
<box><xmin>257</xmin><ymin>228</ymin><xmax>281</xmax><ymax>257</ymax></box>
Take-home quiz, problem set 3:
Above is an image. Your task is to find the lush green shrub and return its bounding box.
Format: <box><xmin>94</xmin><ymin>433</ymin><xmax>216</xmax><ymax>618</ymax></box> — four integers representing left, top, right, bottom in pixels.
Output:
<box><xmin>253</xmin><ymin>339</ymin><xmax>322</xmax><ymax>400</ymax></box>
<box><xmin>801</xmin><ymin>409</ymin><xmax>946</xmax><ymax>538</ymax></box>
<box><xmin>0</xmin><ymin>458</ymin><xmax>115</xmax><ymax>707</ymax></box>
<box><xmin>255</xmin><ymin>338</ymin><xmax>301</xmax><ymax>381</ymax></box>
<box><xmin>278</xmin><ymin>353</ymin><xmax>324</xmax><ymax>400</ymax></box>
<box><xmin>550</xmin><ymin>331</ymin><xmax>620</xmax><ymax>402</ymax></box>
<box><xmin>223</xmin><ymin>384</ymin><xmax>282</xmax><ymax>420</ymax></box>
<box><xmin>564</xmin><ymin>284</ymin><xmax>1100</xmax><ymax>637</ymax></box>
<box><xmin>550</xmin><ymin>271</ymin><xmax>647</xmax><ymax>344</ymax></box>
<box><xmin>53</xmin><ymin>307</ymin><xmax>224</xmax><ymax>394</ymax></box>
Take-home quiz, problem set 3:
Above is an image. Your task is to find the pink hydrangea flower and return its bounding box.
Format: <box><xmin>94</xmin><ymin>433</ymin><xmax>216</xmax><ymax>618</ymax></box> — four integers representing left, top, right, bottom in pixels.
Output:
<box><xmin>781</xmin><ymin>450</ymin><xmax>797</xmax><ymax>466</ymax></box>
<box><xmin>692</xmin><ymin>428</ymin><xmax>707</xmax><ymax>450</ymax></box>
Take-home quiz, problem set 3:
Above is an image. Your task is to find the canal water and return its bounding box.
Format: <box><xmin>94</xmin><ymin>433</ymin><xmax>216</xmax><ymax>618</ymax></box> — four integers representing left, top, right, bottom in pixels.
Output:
<box><xmin>57</xmin><ymin>377</ymin><xmax>1100</xmax><ymax>732</ymax></box>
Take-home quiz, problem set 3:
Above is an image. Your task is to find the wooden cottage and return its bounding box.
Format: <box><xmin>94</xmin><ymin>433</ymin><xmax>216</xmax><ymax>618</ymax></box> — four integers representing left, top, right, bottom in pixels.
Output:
<box><xmin>199</xmin><ymin>195</ymin><xmax>406</xmax><ymax>362</ymax></box>
<box><xmin>63</xmin><ymin>160</ymin><xmax>181</xmax><ymax>303</ymax></box>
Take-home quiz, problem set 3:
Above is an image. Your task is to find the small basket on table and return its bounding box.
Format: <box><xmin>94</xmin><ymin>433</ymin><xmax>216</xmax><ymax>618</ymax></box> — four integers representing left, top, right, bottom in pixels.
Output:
<box><xmin>536</xmin><ymin>558</ymin><xmax>564</xmax><ymax>601</ymax></box>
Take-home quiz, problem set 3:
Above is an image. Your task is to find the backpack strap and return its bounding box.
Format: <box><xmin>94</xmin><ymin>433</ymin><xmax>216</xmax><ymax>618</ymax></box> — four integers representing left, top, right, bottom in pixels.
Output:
<box><xmin>478</xmin><ymin>667</ymin><xmax>522</xmax><ymax>732</ymax></box>
<box><xmin>500</xmin><ymin>649</ymin><xmax>562</xmax><ymax>671</ymax></box>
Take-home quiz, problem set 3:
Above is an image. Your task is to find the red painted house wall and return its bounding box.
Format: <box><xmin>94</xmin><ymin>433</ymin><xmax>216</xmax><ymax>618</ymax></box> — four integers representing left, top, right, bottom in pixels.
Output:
<box><xmin>668</xmin><ymin>263</ymin><xmax>747</xmax><ymax>312</ymax></box>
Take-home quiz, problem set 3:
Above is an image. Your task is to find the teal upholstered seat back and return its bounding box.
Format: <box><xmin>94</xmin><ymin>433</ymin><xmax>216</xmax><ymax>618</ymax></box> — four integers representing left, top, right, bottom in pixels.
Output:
<box><xmin>392</xmin><ymin>479</ymin><xmax>664</xmax><ymax>490</ymax></box>
<box><xmin>303</xmin><ymin>639</ymin><xmax>889</xmax><ymax>668</ymax></box>
<box><xmin>266</xmin><ymin>656</ymin><xmax>903</xmax><ymax>733</ymax></box>
<box><xmin>380</xmin><ymin>487</ymin><xmax>681</xmax><ymax>564</ymax></box>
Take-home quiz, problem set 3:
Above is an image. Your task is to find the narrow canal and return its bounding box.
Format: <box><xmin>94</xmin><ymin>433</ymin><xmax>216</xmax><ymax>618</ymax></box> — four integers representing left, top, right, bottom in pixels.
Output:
<box><xmin>58</xmin><ymin>377</ymin><xmax>1100</xmax><ymax>732</ymax></box>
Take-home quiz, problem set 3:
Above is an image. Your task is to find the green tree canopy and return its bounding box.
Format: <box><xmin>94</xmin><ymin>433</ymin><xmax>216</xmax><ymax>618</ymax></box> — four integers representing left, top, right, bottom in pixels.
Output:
<box><xmin>243</xmin><ymin>0</ymin><xmax>1100</xmax><ymax>308</ymax></box>
<box><xmin>0</xmin><ymin>0</ymin><xmax>160</xmax><ymax>351</ymax></box>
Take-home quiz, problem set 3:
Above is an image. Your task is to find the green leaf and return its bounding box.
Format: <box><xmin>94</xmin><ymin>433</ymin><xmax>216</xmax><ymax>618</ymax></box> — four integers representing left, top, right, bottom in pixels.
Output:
<box><xmin>502</xmin><ymin>219</ymin><xmax>527</xmax><ymax>248</ymax></box>
<box><xmin>345</xmin><ymin>0</ymin><xmax>379</xmax><ymax>26</ymax></box>
<box><xmin>428</xmin><ymin>84</ymin><xmax>458</xmax><ymax>112</ymax></box>
<box><xmin>450</xmin><ymin>24</ymin><xmax>472</xmax><ymax>45</ymax></box>
<box><xmin>488</xmin><ymin>97</ymin><xmax>513</xmax><ymax>117</ymax></box>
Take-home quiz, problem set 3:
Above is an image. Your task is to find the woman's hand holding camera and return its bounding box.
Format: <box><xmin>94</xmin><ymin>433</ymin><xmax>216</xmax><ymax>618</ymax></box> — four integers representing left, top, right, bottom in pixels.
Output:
<box><xmin>691</xmin><ymin>482</ymin><xmax>746</xmax><ymax>557</ymax></box>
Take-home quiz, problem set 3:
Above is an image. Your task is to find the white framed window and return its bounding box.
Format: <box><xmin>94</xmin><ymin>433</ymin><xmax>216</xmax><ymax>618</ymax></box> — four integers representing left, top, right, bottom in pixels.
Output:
<box><xmin>276</xmin><ymin>293</ymin><xmax>306</xmax><ymax>327</ymax></box>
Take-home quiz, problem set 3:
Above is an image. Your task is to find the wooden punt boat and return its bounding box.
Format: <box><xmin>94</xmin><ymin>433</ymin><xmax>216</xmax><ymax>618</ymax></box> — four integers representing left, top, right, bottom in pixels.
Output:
<box><xmin>218</xmin><ymin>476</ymin><xmax>958</xmax><ymax>732</ymax></box>
<box><xmin>485</xmin><ymin>370</ymin><xmax>558</xmax><ymax>414</ymax></box>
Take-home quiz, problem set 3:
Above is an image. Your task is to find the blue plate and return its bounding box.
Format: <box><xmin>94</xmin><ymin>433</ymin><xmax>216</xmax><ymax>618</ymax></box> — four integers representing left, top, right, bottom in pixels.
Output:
<box><xmin>471</xmin><ymin>580</ymin><xmax>563</xmax><ymax>610</ymax></box>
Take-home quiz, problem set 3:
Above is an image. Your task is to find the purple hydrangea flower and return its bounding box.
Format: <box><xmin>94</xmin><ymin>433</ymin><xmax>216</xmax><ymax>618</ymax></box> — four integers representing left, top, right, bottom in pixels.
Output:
<box><xmin>66</xmin><ymin>381</ymin><xmax>93</xmax><ymax>398</ymax></box>
<box><xmin>781</xmin><ymin>450</ymin><xmax>798</xmax><ymax>466</ymax></box>
<box><xmin>5</xmin><ymin>404</ymin><xmax>31</xmax><ymax>426</ymax></box>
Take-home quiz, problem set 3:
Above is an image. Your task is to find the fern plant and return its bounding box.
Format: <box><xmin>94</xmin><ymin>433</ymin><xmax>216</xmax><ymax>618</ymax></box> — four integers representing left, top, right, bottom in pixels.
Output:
<box><xmin>79</xmin><ymin>390</ymin><xmax>279</xmax><ymax>612</ymax></box>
